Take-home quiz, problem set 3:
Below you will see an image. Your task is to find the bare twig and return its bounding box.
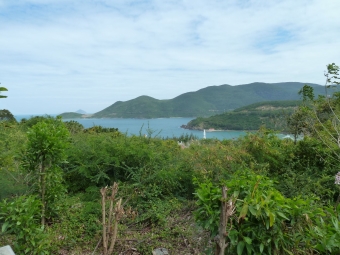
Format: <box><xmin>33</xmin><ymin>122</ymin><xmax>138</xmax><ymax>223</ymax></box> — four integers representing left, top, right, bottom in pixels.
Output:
<box><xmin>91</xmin><ymin>237</ymin><xmax>102</xmax><ymax>255</ymax></box>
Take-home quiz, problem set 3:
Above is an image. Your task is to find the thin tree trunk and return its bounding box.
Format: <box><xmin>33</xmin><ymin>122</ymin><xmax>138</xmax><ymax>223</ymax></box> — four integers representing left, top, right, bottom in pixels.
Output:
<box><xmin>41</xmin><ymin>162</ymin><xmax>46</xmax><ymax>226</ymax></box>
<box><xmin>216</xmin><ymin>186</ymin><xmax>228</xmax><ymax>255</ymax></box>
<box><xmin>215</xmin><ymin>186</ymin><xmax>235</xmax><ymax>255</ymax></box>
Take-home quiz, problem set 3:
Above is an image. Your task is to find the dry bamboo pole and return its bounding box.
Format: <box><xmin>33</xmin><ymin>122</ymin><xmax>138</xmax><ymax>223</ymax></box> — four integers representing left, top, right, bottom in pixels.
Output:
<box><xmin>101</xmin><ymin>183</ymin><xmax>124</xmax><ymax>255</ymax></box>
<box><xmin>100</xmin><ymin>187</ymin><xmax>108</xmax><ymax>255</ymax></box>
<box><xmin>108</xmin><ymin>198</ymin><xmax>122</xmax><ymax>255</ymax></box>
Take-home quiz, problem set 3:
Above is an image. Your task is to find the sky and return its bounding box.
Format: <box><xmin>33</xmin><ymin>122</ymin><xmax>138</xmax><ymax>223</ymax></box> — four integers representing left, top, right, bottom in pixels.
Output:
<box><xmin>0</xmin><ymin>0</ymin><xmax>339</xmax><ymax>114</ymax></box>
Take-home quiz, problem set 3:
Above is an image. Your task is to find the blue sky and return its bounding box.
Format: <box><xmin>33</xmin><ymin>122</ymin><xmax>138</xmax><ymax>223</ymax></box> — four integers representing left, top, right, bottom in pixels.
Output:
<box><xmin>0</xmin><ymin>0</ymin><xmax>339</xmax><ymax>114</ymax></box>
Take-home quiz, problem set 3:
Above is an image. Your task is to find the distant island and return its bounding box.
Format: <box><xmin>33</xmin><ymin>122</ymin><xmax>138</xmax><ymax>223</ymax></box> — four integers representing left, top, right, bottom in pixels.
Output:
<box><xmin>58</xmin><ymin>82</ymin><xmax>323</xmax><ymax>119</ymax></box>
<box><xmin>75</xmin><ymin>109</ymin><xmax>87</xmax><ymax>114</ymax></box>
<box><xmin>58</xmin><ymin>112</ymin><xmax>93</xmax><ymax>119</ymax></box>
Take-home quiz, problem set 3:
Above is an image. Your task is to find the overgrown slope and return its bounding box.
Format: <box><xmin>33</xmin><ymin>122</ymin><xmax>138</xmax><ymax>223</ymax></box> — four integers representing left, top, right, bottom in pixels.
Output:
<box><xmin>183</xmin><ymin>100</ymin><xmax>302</xmax><ymax>131</ymax></box>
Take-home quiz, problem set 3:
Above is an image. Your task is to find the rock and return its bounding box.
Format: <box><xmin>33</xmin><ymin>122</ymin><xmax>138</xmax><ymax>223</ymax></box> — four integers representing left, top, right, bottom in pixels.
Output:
<box><xmin>0</xmin><ymin>245</ymin><xmax>16</xmax><ymax>255</ymax></box>
<box><xmin>152</xmin><ymin>248</ymin><xmax>169</xmax><ymax>255</ymax></box>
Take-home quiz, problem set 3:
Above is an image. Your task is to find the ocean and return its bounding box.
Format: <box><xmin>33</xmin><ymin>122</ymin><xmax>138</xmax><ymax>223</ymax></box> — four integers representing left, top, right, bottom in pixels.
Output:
<box><xmin>15</xmin><ymin>115</ymin><xmax>248</xmax><ymax>140</ymax></box>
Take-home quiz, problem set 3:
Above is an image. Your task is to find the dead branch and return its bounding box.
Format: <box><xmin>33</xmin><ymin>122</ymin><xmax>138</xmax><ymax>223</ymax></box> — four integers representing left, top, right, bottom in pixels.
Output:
<box><xmin>101</xmin><ymin>183</ymin><xmax>125</xmax><ymax>255</ymax></box>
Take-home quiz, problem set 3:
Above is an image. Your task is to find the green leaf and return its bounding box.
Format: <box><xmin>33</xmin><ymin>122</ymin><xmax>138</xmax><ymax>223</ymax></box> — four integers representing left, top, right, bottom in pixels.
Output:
<box><xmin>248</xmin><ymin>205</ymin><xmax>257</xmax><ymax>216</ymax></box>
<box><xmin>2</xmin><ymin>222</ymin><xmax>9</xmax><ymax>233</ymax></box>
<box><xmin>283</xmin><ymin>248</ymin><xmax>294</xmax><ymax>255</ymax></box>
<box><xmin>244</xmin><ymin>236</ymin><xmax>252</xmax><ymax>244</ymax></box>
<box><xmin>237</xmin><ymin>241</ymin><xmax>245</xmax><ymax>255</ymax></box>
<box><xmin>260</xmin><ymin>243</ymin><xmax>264</xmax><ymax>253</ymax></box>
<box><xmin>239</xmin><ymin>203</ymin><xmax>248</xmax><ymax>220</ymax></box>
<box><xmin>277</xmin><ymin>211</ymin><xmax>289</xmax><ymax>220</ymax></box>
<box><xmin>269</xmin><ymin>212</ymin><xmax>275</xmax><ymax>227</ymax></box>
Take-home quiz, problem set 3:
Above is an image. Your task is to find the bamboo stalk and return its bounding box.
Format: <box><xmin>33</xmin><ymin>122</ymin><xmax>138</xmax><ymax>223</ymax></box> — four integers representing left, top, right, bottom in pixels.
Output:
<box><xmin>100</xmin><ymin>187</ymin><xmax>108</xmax><ymax>255</ymax></box>
<box><xmin>108</xmin><ymin>198</ymin><xmax>122</xmax><ymax>255</ymax></box>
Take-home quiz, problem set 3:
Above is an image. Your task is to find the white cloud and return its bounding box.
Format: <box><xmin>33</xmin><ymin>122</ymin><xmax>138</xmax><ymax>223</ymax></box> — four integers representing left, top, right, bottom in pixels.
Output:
<box><xmin>0</xmin><ymin>0</ymin><xmax>339</xmax><ymax>114</ymax></box>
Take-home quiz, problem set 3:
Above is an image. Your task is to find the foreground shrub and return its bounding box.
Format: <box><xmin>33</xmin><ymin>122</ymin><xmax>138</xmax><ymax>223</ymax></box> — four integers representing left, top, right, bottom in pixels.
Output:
<box><xmin>0</xmin><ymin>195</ymin><xmax>50</xmax><ymax>255</ymax></box>
<box><xmin>194</xmin><ymin>169</ymin><xmax>340</xmax><ymax>254</ymax></box>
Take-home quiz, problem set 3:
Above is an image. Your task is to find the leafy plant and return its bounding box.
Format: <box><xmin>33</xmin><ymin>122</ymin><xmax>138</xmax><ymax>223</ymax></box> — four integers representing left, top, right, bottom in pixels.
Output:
<box><xmin>0</xmin><ymin>85</ymin><xmax>8</xmax><ymax>99</ymax></box>
<box><xmin>0</xmin><ymin>195</ymin><xmax>50</xmax><ymax>255</ymax></box>
<box><xmin>194</xmin><ymin>169</ymin><xmax>330</xmax><ymax>254</ymax></box>
<box><xmin>21</xmin><ymin>117</ymin><xmax>69</xmax><ymax>225</ymax></box>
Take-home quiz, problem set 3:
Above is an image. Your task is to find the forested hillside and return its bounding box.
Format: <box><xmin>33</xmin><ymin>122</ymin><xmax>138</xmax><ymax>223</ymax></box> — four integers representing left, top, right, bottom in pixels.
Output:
<box><xmin>85</xmin><ymin>82</ymin><xmax>323</xmax><ymax>118</ymax></box>
<box><xmin>183</xmin><ymin>100</ymin><xmax>302</xmax><ymax>131</ymax></box>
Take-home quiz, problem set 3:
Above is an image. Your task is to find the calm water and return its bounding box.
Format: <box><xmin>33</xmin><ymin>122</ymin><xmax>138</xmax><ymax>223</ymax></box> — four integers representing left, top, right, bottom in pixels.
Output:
<box><xmin>15</xmin><ymin>115</ymin><xmax>247</xmax><ymax>140</ymax></box>
<box><xmin>71</xmin><ymin>118</ymin><xmax>247</xmax><ymax>140</ymax></box>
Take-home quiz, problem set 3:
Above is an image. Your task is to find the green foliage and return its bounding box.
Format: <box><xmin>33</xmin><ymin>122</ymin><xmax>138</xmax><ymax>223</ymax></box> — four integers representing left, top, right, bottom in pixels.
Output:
<box><xmin>194</xmin><ymin>181</ymin><xmax>221</xmax><ymax>236</ymax></box>
<box><xmin>185</xmin><ymin>100</ymin><xmax>301</xmax><ymax>131</ymax></box>
<box><xmin>57</xmin><ymin>112</ymin><xmax>83</xmax><ymax>119</ymax></box>
<box><xmin>312</xmin><ymin>213</ymin><xmax>340</xmax><ymax>253</ymax></box>
<box><xmin>92</xmin><ymin>82</ymin><xmax>325</xmax><ymax>118</ymax></box>
<box><xmin>164</xmin><ymin>133</ymin><xmax>199</xmax><ymax>143</ymax></box>
<box><xmin>286</xmin><ymin>106</ymin><xmax>310</xmax><ymax>143</ymax></box>
<box><xmin>19</xmin><ymin>115</ymin><xmax>57</xmax><ymax>130</ymax></box>
<box><xmin>22</xmin><ymin>117</ymin><xmax>70</xmax><ymax>224</ymax></box>
<box><xmin>238</xmin><ymin>128</ymin><xmax>338</xmax><ymax>201</ymax></box>
<box><xmin>295</xmin><ymin>64</ymin><xmax>340</xmax><ymax>157</ymax></box>
<box><xmin>46</xmin><ymin>196</ymin><xmax>102</xmax><ymax>251</ymax></box>
<box><xmin>0</xmin><ymin>86</ymin><xmax>8</xmax><ymax>99</ymax></box>
<box><xmin>2</xmin><ymin>78</ymin><xmax>340</xmax><ymax>254</ymax></box>
<box><xmin>0</xmin><ymin>122</ymin><xmax>28</xmax><ymax>199</ymax></box>
<box><xmin>83</xmin><ymin>125</ymin><xmax>119</xmax><ymax>134</ymax></box>
<box><xmin>326</xmin><ymin>63</ymin><xmax>340</xmax><ymax>85</ymax></box>
<box><xmin>0</xmin><ymin>195</ymin><xmax>50</xmax><ymax>255</ymax></box>
<box><xmin>0</xmin><ymin>109</ymin><xmax>16</xmax><ymax>122</ymax></box>
<box><xmin>23</xmin><ymin>117</ymin><xmax>69</xmax><ymax>170</ymax></box>
<box><xmin>63</xmin><ymin>120</ymin><xmax>84</xmax><ymax>134</ymax></box>
<box><xmin>194</xmin><ymin>169</ymin><xmax>337</xmax><ymax>254</ymax></box>
<box><xmin>64</xmin><ymin>133</ymin><xmax>191</xmax><ymax>196</ymax></box>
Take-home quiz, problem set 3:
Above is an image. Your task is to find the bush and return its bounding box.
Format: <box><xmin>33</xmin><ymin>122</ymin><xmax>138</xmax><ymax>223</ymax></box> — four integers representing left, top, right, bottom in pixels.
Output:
<box><xmin>0</xmin><ymin>195</ymin><xmax>50</xmax><ymax>255</ymax></box>
<box><xmin>194</xmin><ymin>169</ymin><xmax>336</xmax><ymax>254</ymax></box>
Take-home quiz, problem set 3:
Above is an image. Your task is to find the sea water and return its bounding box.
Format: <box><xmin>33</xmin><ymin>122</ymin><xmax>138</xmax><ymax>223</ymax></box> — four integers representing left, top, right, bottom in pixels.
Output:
<box><xmin>15</xmin><ymin>115</ymin><xmax>247</xmax><ymax>140</ymax></box>
<box><xmin>64</xmin><ymin>117</ymin><xmax>247</xmax><ymax>140</ymax></box>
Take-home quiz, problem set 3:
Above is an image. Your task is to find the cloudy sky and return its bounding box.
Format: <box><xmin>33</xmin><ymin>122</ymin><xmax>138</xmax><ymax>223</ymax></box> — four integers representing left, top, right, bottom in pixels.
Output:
<box><xmin>1</xmin><ymin>0</ymin><xmax>339</xmax><ymax>114</ymax></box>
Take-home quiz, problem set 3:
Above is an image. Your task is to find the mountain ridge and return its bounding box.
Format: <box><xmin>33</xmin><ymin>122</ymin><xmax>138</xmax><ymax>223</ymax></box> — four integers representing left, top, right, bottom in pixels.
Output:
<box><xmin>59</xmin><ymin>82</ymin><xmax>323</xmax><ymax>119</ymax></box>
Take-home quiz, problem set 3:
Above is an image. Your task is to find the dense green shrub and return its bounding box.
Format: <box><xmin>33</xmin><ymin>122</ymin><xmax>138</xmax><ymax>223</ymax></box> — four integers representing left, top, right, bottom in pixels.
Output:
<box><xmin>194</xmin><ymin>169</ymin><xmax>339</xmax><ymax>254</ymax></box>
<box><xmin>0</xmin><ymin>195</ymin><xmax>50</xmax><ymax>255</ymax></box>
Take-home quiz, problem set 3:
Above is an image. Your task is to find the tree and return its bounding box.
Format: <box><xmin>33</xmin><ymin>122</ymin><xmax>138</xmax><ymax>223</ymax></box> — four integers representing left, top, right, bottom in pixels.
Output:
<box><xmin>298</xmin><ymin>63</ymin><xmax>340</xmax><ymax>157</ymax></box>
<box><xmin>0</xmin><ymin>109</ymin><xmax>16</xmax><ymax>122</ymax></box>
<box><xmin>286</xmin><ymin>106</ymin><xmax>309</xmax><ymax>144</ymax></box>
<box><xmin>22</xmin><ymin>117</ymin><xmax>69</xmax><ymax>225</ymax></box>
<box><xmin>0</xmin><ymin>85</ymin><xmax>8</xmax><ymax>98</ymax></box>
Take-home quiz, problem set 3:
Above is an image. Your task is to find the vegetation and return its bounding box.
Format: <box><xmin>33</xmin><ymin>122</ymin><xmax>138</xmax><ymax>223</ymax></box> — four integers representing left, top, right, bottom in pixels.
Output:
<box><xmin>70</xmin><ymin>82</ymin><xmax>324</xmax><ymax>119</ymax></box>
<box><xmin>58</xmin><ymin>112</ymin><xmax>84</xmax><ymax>119</ymax></box>
<box><xmin>2</xmin><ymin>66</ymin><xmax>340</xmax><ymax>254</ymax></box>
<box><xmin>0</xmin><ymin>109</ymin><xmax>16</xmax><ymax>122</ymax></box>
<box><xmin>21</xmin><ymin>117</ymin><xmax>70</xmax><ymax>225</ymax></box>
<box><xmin>184</xmin><ymin>100</ymin><xmax>301</xmax><ymax>131</ymax></box>
<box><xmin>0</xmin><ymin>85</ymin><xmax>8</xmax><ymax>99</ymax></box>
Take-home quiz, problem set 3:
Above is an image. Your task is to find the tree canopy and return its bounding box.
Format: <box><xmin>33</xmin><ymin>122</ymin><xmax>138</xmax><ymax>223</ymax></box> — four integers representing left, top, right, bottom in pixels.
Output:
<box><xmin>0</xmin><ymin>86</ymin><xmax>8</xmax><ymax>99</ymax></box>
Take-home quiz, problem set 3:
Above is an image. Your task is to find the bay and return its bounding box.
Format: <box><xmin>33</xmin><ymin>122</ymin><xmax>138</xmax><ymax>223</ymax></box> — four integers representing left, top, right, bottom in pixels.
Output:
<box><xmin>15</xmin><ymin>115</ymin><xmax>247</xmax><ymax>140</ymax></box>
<box><xmin>65</xmin><ymin>117</ymin><xmax>247</xmax><ymax>140</ymax></box>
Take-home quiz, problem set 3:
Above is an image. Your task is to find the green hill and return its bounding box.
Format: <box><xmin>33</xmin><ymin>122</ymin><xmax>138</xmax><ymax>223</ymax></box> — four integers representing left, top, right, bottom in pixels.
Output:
<box><xmin>92</xmin><ymin>82</ymin><xmax>323</xmax><ymax>118</ymax></box>
<box><xmin>58</xmin><ymin>112</ymin><xmax>85</xmax><ymax>119</ymax></box>
<box><xmin>182</xmin><ymin>100</ymin><xmax>302</xmax><ymax>131</ymax></box>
